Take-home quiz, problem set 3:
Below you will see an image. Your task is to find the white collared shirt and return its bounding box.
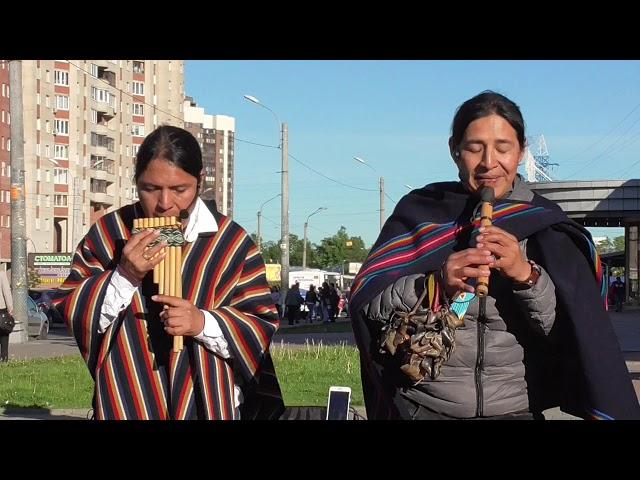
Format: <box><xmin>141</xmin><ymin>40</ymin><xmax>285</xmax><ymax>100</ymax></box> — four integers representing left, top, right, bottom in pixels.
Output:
<box><xmin>100</xmin><ymin>198</ymin><xmax>243</xmax><ymax>407</ymax></box>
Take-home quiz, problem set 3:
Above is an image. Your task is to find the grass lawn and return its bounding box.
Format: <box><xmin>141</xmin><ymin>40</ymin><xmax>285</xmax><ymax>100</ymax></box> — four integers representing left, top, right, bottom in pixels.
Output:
<box><xmin>0</xmin><ymin>356</ymin><xmax>93</xmax><ymax>409</ymax></box>
<box><xmin>0</xmin><ymin>344</ymin><xmax>363</xmax><ymax>409</ymax></box>
<box><xmin>271</xmin><ymin>343</ymin><xmax>363</xmax><ymax>406</ymax></box>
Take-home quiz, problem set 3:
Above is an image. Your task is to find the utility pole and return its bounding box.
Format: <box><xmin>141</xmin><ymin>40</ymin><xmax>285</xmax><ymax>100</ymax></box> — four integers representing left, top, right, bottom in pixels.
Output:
<box><xmin>302</xmin><ymin>220</ymin><xmax>308</xmax><ymax>270</ymax></box>
<box><xmin>281</xmin><ymin>123</ymin><xmax>289</xmax><ymax>299</ymax></box>
<box><xmin>257</xmin><ymin>210</ymin><xmax>262</xmax><ymax>252</ymax></box>
<box><xmin>9</xmin><ymin>60</ymin><xmax>29</xmax><ymax>343</ymax></box>
<box><xmin>256</xmin><ymin>193</ymin><xmax>280</xmax><ymax>254</ymax></box>
<box><xmin>303</xmin><ymin>207</ymin><xmax>326</xmax><ymax>270</ymax></box>
<box><xmin>379</xmin><ymin>176</ymin><xmax>385</xmax><ymax>231</ymax></box>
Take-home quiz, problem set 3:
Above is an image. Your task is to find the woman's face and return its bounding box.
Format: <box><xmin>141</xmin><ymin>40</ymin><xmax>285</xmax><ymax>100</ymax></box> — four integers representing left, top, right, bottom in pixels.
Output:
<box><xmin>136</xmin><ymin>158</ymin><xmax>199</xmax><ymax>218</ymax></box>
<box><xmin>451</xmin><ymin>114</ymin><xmax>524</xmax><ymax>199</ymax></box>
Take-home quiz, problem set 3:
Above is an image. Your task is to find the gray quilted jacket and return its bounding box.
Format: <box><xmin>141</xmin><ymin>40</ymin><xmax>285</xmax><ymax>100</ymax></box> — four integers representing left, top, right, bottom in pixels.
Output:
<box><xmin>363</xmin><ymin>177</ymin><xmax>556</xmax><ymax>418</ymax></box>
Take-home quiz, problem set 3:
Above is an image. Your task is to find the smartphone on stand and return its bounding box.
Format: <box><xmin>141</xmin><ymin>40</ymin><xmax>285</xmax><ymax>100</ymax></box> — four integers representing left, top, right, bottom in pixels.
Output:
<box><xmin>326</xmin><ymin>386</ymin><xmax>351</xmax><ymax>420</ymax></box>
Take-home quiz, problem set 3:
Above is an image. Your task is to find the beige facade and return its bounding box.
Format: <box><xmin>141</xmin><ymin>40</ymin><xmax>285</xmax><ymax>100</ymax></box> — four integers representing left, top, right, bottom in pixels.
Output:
<box><xmin>183</xmin><ymin>97</ymin><xmax>235</xmax><ymax>217</ymax></box>
<box><xmin>17</xmin><ymin>60</ymin><xmax>184</xmax><ymax>254</ymax></box>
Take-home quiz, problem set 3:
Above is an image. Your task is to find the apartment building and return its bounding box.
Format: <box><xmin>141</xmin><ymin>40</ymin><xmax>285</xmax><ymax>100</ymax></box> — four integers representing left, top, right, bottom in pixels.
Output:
<box><xmin>15</xmin><ymin>59</ymin><xmax>184</xmax><ymax>254</ymax></box>
<box><xmin>183</xmin><ymin>96</ymin><xmax>235</xmax><ymax>217</ymax></box>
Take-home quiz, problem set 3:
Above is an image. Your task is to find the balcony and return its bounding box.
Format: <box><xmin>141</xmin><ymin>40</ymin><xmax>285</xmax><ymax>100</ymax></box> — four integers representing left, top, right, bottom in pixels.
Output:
<box><xmin>89</xmin><ymin>94</ymin><xmax>117</xmax><ymax>120</ymax></box>
<box><xmin>97</xmin><ymin>67</ymin><xmax>116</xmax><ymax>88</ymax></box>
<box><xmin>89</xmin><ymin>191</ymin><xmax>114</xmax><ymax>206</ymax></box>
<box><xmin>94</xmin><ymin>102</ymin><xmax>116</xmax><ymax>120</ymax></box>
<box><xmin>90</xmin><ymin>132</ymin><xmax>115</xmax><ymax>157</ymax></box>
<box><xmin>89</xmin><ymin>157</ymin><xmax>116</xmax><ymax>183</ymax></box>
<box><xmin>93</xmin><ymin>122</ymin><xmax>112</xmax><ymax>136</ymax></box>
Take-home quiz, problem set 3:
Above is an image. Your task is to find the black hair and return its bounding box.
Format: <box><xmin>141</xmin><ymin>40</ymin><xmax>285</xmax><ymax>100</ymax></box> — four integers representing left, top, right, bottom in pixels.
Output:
<box><xmin>450</xmin><ymin>90</ymin><xmax>526</xmax><ymax>152</ymax></box>
<box><xmin>134</xmin><ymin>125</ymin><xmax>202</xmax><ymax>184</ymax></box>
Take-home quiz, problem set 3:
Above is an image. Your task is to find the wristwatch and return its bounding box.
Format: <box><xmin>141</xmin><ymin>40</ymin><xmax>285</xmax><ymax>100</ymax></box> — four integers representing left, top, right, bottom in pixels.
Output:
<box><xmin>513</xmin><ymin>260</ymin><xmax>541</xmax><ymax>290</ymax></box>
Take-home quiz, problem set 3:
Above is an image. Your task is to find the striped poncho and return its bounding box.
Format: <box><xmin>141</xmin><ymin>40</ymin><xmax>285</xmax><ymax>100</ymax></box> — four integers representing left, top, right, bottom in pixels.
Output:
<box><xmin>53</xmin><ymin>202</ymin><xmax>284</xmax><ymax>420</ymax></box>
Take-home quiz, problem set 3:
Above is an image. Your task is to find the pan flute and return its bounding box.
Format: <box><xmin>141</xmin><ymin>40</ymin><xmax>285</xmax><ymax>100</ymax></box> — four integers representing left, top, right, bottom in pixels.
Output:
<box><xmin>132</xmin><ymin>216</ymin><xmax>186</xmax><ymax>352</ymax></box>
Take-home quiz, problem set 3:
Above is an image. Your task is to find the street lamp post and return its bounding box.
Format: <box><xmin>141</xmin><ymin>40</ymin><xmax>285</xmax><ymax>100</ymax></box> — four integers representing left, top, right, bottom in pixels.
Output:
<box><xmin>303</xmin><ymin>207</ymin><xmax>327</xmax><ymax>269</ymax></box>
<box><xmin>48</xmin><ymin>159</ymin><xmax>82</xmax><ymax>251</ymax></box>
<box><xmin>244</xmin><ymin>95</ymin><xmax>290</xmax><ymax>295</ymax></box>
<box><xmin>257</xmin><ymin>193</ymin><xmax>281</xmax><ymax>252</ymax></box>
<box><xmin>354</xmin><ymin>156</ymin><xmax>385</xmax><ymax>231</ymax></box>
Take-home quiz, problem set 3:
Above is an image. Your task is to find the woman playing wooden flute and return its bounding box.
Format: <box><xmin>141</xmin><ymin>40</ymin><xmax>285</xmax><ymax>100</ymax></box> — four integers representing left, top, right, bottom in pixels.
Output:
<box><xmin>54</xmin><ymin>125</ymin><xmax>284</xmax><ymax>420</ymax></box>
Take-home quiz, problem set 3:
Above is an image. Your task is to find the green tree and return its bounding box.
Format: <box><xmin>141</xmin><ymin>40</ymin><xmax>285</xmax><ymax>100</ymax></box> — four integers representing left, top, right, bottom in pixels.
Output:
<box><xmin>260</xmin><ymin>240</ymin><xmax>281</xmax><ymax>264</ymax></box>
<box><xmin>613</xmin><ymin>235</ymin><xmax>625</xmax><ymax>252</ymax></box>
<box><xmin>288</xmin><ymin>234</ymin><xmax>305</xmax><ymax>267</ymax></box>
<box><xmin>596</xmin><ymin>237</ymin><xmax>614</xmax><ymax>255</ymax></box>
<box><xmin>316</xmin><ymin>226</ymin><xmax>370</xmax><ymax>270</ymax></box>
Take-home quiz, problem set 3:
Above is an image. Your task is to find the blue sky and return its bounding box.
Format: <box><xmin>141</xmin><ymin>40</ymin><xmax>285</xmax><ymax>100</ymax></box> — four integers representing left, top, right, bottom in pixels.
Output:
<box><xmin>185</xmin><ymin>60</ymin><xmax>640</xmax><ymax>247</ymax></box>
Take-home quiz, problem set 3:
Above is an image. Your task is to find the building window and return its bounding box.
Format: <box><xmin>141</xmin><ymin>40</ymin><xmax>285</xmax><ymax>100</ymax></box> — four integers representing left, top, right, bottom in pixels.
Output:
<box><xmin>54</xmin><ymin>194</ymin><xmax>68</xmax><ymax>206</ymax></box>
<box><xmin>132</xmin><ymin>124</ymin><xmax>145</xmax><ymax>137</ymax></box>
<box><xmin>53</xmin><ymin>168</ymin><xmax>69</xmax><ymax>184</ymax></box>
<box><xmin>91</xmin><ymin>86</ymin><xmax>111</xmax><ymax>104</ymax></box>
<box><xmin>55</xmin><ymin>95</ymin><xmax>69</xmax><ymax>110</ymax></box>
<box><xmin>132</xmin><ymin>145</ymin><xmax>140</xmax><ymax>157</ymax></box>
<box><xmin>90</xmin><ymin>64</ymin><xmax>98</xmax><ymax>77</ymax></box>
<box><xmin>54</xmin><ymin>144</ymin><xmax>69</xmax><ymax>159</ymax></box>
<box><xmin>54</xmin><ymin>70</ymin><xmax>69</xmax><ymax>86</ymax></box>
<box><xmin>90</xmin><ymin>109</ymin><xmax>97</xmax><ymax>124</ymax></box>
<box><xmin>45</xmin><ymin>145</ymin><xmax>50</xmax><ymax>158</ymax></box>
<box><xmin>132</xmin><ymin>103</ymin><xmax>144</xmax><ymax>116</ymax></box>
<box><xmin>132</xmin><ymin>82</ymin><xmax>144</xmax><ymax>95</ymax></box>
<box><xmin>54</xmin><ymin>119</ymin><xmax>69</xmax><ymax>136</ymax></box>
<box><xmin>6</xmin><ymin>139</ymin><xmax>9</xmax><ymax>152</ymax></box>
<box><xmin>133</xmin><ymin>61</ymin><xmax>145</xmax><ymax>74</ymax></box>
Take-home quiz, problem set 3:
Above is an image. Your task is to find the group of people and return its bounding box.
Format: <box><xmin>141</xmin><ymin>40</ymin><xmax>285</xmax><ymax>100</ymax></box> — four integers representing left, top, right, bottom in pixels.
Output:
<box><xmin>37</xmin><ymin>90</ymin><xmax>638</xmax><ymax>420</ymax></box>
<box><xmin>281</xmin><ymin>282</ymin><xmax>346</xmax><ymax>325</ymax></box>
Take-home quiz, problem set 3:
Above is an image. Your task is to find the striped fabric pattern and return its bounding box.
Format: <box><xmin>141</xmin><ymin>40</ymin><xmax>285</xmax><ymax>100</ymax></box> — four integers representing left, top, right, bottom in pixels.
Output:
<box><xmin>351</xmin><ymin>202</ymin><xmax>545</xmax><ymax>298</ymax></box>
<box><xmin>53</xmin><ymin>203</ymin><xmax>283</xmax><ymax>420</ymax></box>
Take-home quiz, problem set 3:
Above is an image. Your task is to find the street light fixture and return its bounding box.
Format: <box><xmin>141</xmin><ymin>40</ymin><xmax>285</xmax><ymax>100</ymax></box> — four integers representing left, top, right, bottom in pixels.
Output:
<box><xmin>257</xmin><ymin>193</ymin><xmax>281</xmax><ymax>252</ymax></box>
<box><xmin>48</xmin><ymin>158</ymin><xmax>82</xmax><ymax>251</ymax></box>
<box><xmin>303</xmin><ymin>207</ymin><xmax>327</xmax><ymax>269</ymax></box>
<box><xmin>244</xmin><ymin>94</ymin><xmax>290</xmax><ymax>295</ymax></box>
<box><xmin>353</xmin><ymin>156</ymin><xmax>385</xmax><ymax>231</ymax></box>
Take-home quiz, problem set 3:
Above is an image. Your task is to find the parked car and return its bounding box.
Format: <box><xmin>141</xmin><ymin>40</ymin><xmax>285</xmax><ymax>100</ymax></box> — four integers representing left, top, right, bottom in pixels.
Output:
<box><xmin>29</xmin><ymin>289</ymin><xmax>64</xmax><ymax>324</ymax></box>
<box><xmin>27</xmin><ymin>296</ymin><xmax>49</xmax><ymax>339</ymax></box>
